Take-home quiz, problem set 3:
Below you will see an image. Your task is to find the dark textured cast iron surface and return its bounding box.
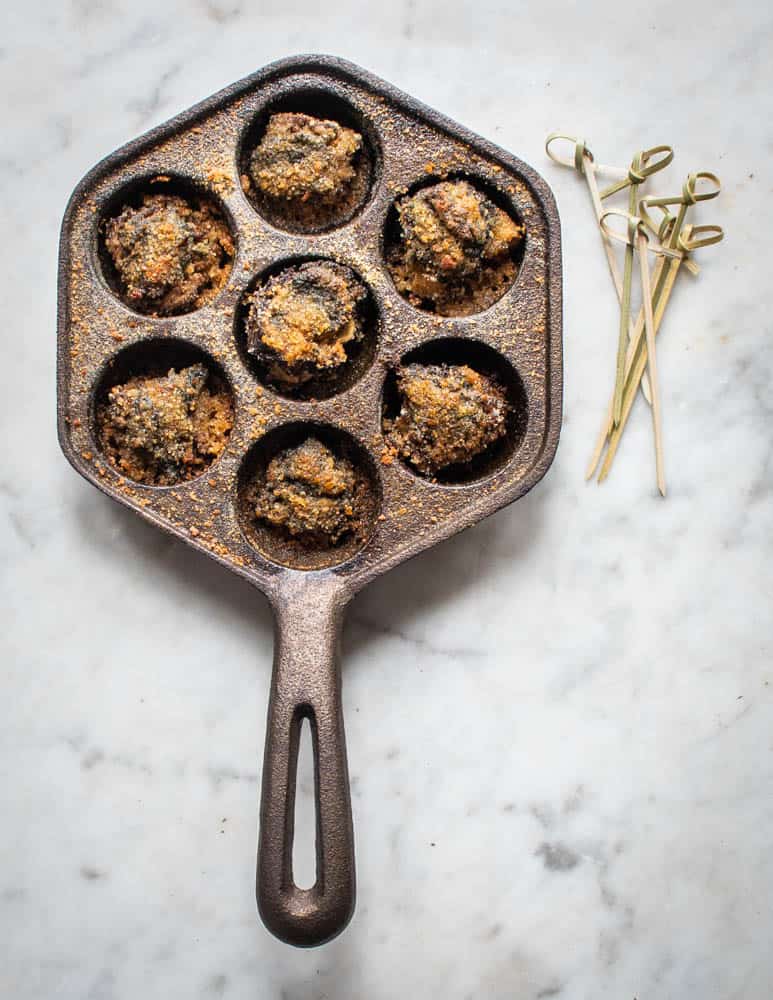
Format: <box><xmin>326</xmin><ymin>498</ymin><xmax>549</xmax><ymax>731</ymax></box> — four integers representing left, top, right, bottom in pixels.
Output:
<box><xmin>57</xmin><ymin>54</ymin><xmax>563</xmax><ymax>947</ymax></box>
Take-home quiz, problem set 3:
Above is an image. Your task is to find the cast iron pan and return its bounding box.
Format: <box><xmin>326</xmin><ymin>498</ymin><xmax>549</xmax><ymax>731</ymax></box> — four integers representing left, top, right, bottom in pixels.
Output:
<box><xmin>57</xmin><ymin>55</ymin><xmax>563</xmax><ymax>947</ymax></box>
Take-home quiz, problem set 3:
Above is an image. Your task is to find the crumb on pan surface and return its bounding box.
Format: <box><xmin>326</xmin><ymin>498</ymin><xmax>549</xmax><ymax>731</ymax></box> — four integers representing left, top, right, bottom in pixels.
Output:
<box><xmin>384</xmin><ymin>363</ymin><xmax>510</xmax><ymax>475</ymax></box>
<box><xmin>97</xmin><ymin>365</ymin><xmax>234</xmax><ymax>485</ymax></box>
<box><xmin>245</xmin><ymin>261</ymin><xmax>367</xmax><ymax>387</ymax></box>
<box><xmin>103</xmin><ymin>192</ymin><xmax>234</xmax><ymax>315</ymax></box>
<box><xmin>252</xmin><ymin>438</ymin><xmax>369</xmax><ymax>546</ymax></box>
<box><xmin>387</xmin><ymin>179</ymin><xmax>524</xmax><ymax>316</ymax></box>
<box><xmin>249</xmin><ymin>112</ymin><xmax>362</xmax><ymax>204</ymax></box>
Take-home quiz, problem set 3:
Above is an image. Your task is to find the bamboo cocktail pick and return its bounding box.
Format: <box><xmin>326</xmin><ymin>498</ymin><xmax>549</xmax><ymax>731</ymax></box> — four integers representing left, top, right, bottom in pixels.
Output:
<box><xmin>597</xmin><ymin>209</ymin><xmax>677</xmax><ymax>494</ymax></box>
<box><xmin>545</xmin><ymin>135</ymin><xmax>628</xmax><ymax>307</ymax></box>
<box><xmin>597</xmin><ymin>220</ymin><xmax>724</xmax><ymax>484</ymax></box>
<box><xmin>638</xmin><ymin>223</ymin><xmax>666</xmax><ymax>494</ymax></box>
<box><xmin>545</xmin><ymin>136</ymin><xmax>723</xmax><ymax>494</ymax></box>
<box><xmin>544</xmin><ymin>135</ymin><xmax>671</xmax><ymax>404</ymax></box>
<box><xmin>599</xmin><ymin>146</ymin><xmax>674</xmax><ymax>426</ymax></box>
<box><xmin>594</xmin><ymin>174</ymin><xmax>722</xmax><ymax>482</ymax></box>
<box><xmin>585</xmin><ymin>204</ymin><xmax>679</xmax><ymax>481</ymax></box>
<box><xmin>585</xmin><ymin>215</ymin><xmax>675</xmax><ymax>480</ymax></box>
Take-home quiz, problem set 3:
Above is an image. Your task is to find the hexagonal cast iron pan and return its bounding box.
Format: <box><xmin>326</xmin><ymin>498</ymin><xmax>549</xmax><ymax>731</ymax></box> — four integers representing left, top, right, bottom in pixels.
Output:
<box><xmin>57</xmin><ymin>55</ymin><xmax>562</xmax><ymax>947</ymax></box>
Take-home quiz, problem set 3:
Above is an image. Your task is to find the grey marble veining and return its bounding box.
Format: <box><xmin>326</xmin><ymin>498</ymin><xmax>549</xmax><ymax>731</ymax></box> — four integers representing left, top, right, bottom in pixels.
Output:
<box><xmin>1</xmin><ymin>1</ymin><xmax>772</xmax><ymax>998</ymax></box>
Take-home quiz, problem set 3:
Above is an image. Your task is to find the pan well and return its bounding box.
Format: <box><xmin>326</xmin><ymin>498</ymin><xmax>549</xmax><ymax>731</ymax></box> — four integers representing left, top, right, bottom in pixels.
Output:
<box><xmin>92</xmin><ymin>338</ymin><xmax>235</xmax><ymax>487</ymax></box>
<box><xmin>237</xmin><ymin>85</ymin><xmax>381</xmax><ymax>234</ymax></box>
<box><xmin>381</xmin><ymin>338</ymin><xmax>529</xmax><ymax>484</ymax></box>
<box><xmin>236</xmin><ymin>422</ymin><xmax>381</xmax><ymax>570</ymax></box>
<box><xmin>95</xmin><ymin>174</ymin><xmax>237</xmax><ymax>317</ymax></box>
<box><xmin>234</xmin><ymin>257</ymin><xmax>381</xmax><ymax>401</ymax></box>
<box><xmin>383</xmin><ymin>173</ymin><xmax>526</xmax><ymax>317</ymax></box>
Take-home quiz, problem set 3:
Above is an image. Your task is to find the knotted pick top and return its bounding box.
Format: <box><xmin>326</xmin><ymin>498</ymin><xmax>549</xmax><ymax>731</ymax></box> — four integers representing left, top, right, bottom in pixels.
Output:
<box><xmin>643</xmin><ymin>171</ymin><xmax>721</xmax><ymax>209</ymax></box>
<box><xmin>545</xmin><ymin>132</ymin><xmax>593</xmax><ymax>174</ymax></box>
<box><xmin>545</xmin><ymin>132</ymin><xmax>629</xmax><ymax>179</ymax></box>
<box><xmin>678</xmin><ymin>223</ymin><xmax>724</xmax><ymax>251</ymax></box>
<box><xmin>598</xmin><ymin>209</ymin><xmax>682</xmax><ymax>257</ymax></box>
<box><xmin>599</xmin><ymin>145</ymin><xmax>674</xmax><ymax>200</ymax></box>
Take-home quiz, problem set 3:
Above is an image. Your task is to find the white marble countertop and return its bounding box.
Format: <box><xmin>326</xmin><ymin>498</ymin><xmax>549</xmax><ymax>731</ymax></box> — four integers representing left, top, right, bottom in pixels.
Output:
<box><xmin>2</xmin><ymin>2</ymin><xmax>771</xmax><ymax>997</ymax></box>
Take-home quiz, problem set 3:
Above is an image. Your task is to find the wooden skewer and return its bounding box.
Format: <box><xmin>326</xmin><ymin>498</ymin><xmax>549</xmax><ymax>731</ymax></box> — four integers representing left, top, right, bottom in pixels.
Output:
<box><xmin>546</xmin><ymin>137</ymin><xmax>722</xmax><ymax>492</ymax></box>
<box><xmin>594</xmin><ymin>178</ymin><xmax>721</xmax><ymax>481</ymax></box>
<box><xmin>603</xmin><ymin>147</ymin><xmax>674</xmax><ymax>426</ymax></box>
<box><xmin>585</xmin><ymin>248</ymin><xmax>667</xmax><ymax>479</ymax></box>
<box><xmin>583</xmin><ymin>160</ymin><xmax>652</xmax><ymax>403</ymax></box>
<box><xmin>598</xmin><ymin>247</ymin><xmax>683</xmax><ymax>483</ymax></box>
<box><xmin>547</xmin><ymin>136</ymin><xmax>656</xmax><ymax>404</ymax></box>
<box><xmin>637</xmin><ymin>228</ymin><xmax>666</xmax><ymax>495</ymax></box>
<box><xmin>598</xmin><ymin>221</ymin><xmax>723</xmax><ymax>482</ymax></box>
<box><xmin>611</xmin><ymin>167</ymin><xmax>640</xmax><ymax>425</ymax></box>
<box><xmin>585</xmin><ymin>223</ymin><xmax>674</xmax><ymax>480</ymax></box>
<box><xmin>589</xmin><ymin>195</ymin><xmax>696</xmax><ymax>480</ymax></box>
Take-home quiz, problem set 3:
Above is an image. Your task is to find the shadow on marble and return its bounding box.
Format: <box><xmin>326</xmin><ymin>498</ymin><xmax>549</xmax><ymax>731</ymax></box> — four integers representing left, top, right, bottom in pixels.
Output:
<box><xmin>73</xmin><ymin>488</ymin><xmax>274</xmax><ymax>644</ymax></box>
<box><xmin>73</xmin><ymin>473</ymin><xmax>546</xmax><ymax>683</ymax></box>
<box><xmin>345</xmin><ymin>483</ymin><xmax>546</xmax><ymax>666</ymax></box>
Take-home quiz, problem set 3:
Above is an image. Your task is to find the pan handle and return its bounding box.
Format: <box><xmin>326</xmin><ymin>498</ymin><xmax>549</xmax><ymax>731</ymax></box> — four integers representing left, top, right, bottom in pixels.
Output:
<box><xmin>257</xmin><ymin>583</ymin><xmax>355</xmax><ymax>947</ymax></box>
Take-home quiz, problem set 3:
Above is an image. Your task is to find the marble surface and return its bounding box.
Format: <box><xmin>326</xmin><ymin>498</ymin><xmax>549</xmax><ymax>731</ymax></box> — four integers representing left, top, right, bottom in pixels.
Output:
<box><xmin>2</xmin><ymin>2</ymin><xmax>772</xmax><ymax>997</ymax></box>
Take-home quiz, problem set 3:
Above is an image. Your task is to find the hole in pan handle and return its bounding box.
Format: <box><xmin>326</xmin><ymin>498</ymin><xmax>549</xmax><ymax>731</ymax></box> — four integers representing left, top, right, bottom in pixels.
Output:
<box><xmin>257</xmin><ymin>580</ymin><xmax>355</xmax><ymax>947</ymax></box>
